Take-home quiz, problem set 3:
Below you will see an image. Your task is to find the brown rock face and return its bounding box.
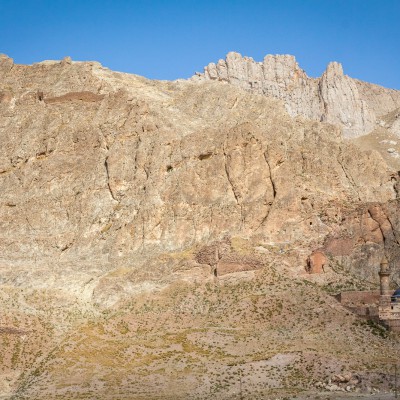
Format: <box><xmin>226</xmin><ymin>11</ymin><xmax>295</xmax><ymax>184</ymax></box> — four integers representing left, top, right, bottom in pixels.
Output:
<box><xmin>307</xmin><ymin>251</ymin><xmax>327</xmax><ymax>274</ymax></box>
<box><xmin>193</xmin><ymin>52</ymin><xmax>400</xmax><ymax>138</ymax></box>
<box><xmin>321</xmin><ymin>201</ymin><xmax>400</xmax><ymax>282</ymax></box>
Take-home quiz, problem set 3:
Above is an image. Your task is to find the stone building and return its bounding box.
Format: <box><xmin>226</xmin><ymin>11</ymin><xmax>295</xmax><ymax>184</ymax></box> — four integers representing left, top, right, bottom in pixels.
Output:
<box><xmin>337</xmin><ymin>256</ymin><xmax>400</xmax><ymax>332</ymax></box>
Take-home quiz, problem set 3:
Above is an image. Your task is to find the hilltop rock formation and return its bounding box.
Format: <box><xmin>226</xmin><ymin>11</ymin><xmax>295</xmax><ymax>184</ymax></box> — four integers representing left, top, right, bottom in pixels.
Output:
<box><xmin>193</xmin><ymin>52</ymin><xmax>400</xmax><ymax>138</ymax></box>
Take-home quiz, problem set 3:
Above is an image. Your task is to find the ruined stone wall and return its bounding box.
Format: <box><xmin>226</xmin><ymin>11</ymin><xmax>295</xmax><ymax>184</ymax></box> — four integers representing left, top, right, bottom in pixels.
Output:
<box><xmin>337</xmin><ymin>290</ymin><xmax>380</xmax><ymax>307</ymax></box>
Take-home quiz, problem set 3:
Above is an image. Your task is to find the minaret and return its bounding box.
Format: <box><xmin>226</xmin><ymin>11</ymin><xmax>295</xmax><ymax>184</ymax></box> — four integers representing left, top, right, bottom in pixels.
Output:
<box><xmin>379</xmin><ymin>256</ymin><xmax>391</xmax><ymax>295</ymax></box>
<box><xmin>379</xmin><ymin>255</ymin><xmax>391</xmax><ymax>309</ymax></box>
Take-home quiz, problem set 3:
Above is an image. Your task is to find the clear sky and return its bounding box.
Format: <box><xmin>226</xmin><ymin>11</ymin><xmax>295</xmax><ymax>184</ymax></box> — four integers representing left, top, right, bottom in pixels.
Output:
<box><xmin>1</xmin><ymin>0</ymin><xmax>399</xmax><ymax>89</ymax></box>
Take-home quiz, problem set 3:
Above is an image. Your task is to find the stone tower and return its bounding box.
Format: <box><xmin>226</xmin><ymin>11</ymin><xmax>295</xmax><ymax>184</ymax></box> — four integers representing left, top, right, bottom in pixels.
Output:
<box><xmin>379</xmin><ymin>255</ymin><xmax>391</xmax><ymax>297</ymax></box>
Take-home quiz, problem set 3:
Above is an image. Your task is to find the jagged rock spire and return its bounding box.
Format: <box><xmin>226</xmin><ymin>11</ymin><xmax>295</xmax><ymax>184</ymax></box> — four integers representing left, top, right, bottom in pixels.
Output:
<box><xmin>192</xmin><ymin>52</ymin><xmax>375</xmax><ymax>138</ymax></box>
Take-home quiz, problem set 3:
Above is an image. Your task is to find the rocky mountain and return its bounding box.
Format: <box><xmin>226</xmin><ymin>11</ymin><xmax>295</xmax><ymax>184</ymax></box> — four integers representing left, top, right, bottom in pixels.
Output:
<box><xmin>1</xmin><ymin>53</ymin><xmax>400</xmax><ymax>399</ymax></box>
<box><xmin>193</xmin><ymin>52</ymin><xmax>400</xmax><ymax>138</ymax></box>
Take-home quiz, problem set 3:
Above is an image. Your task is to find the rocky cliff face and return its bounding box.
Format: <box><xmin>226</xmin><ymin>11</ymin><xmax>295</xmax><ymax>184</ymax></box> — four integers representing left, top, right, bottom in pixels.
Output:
<box><xmin>1</xmin><ymin>54</ymin><xmax>397</xmax><ymax>299</ymax></box>
<box><xmin>193</xmin><ymin>52</ymin><xmax>400</xmax><ymax>138</ymax></box>
<box><xmin>1</xmin><ymin>53</ymin><xmax>400</xmax><ymax>399</ymax></box>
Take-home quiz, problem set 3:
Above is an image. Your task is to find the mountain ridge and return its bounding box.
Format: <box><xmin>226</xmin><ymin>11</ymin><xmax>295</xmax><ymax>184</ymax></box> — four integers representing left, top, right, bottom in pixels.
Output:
<box><xmin>192</xmin><ymin>51</ymin><xmax>400</xmax><ymax>139</ymax></box>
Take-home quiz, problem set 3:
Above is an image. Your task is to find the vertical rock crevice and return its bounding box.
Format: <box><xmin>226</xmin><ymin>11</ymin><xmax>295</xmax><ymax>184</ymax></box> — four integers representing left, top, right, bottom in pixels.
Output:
<box><xmin>104</xmin><ymin>157</ymin><xmax>117</xmax><ymax>202</ymax></box>
<box><xmin>255</xmin><ymin>150</ymin><xmax>277</xmax><ymax>231</ymax></box>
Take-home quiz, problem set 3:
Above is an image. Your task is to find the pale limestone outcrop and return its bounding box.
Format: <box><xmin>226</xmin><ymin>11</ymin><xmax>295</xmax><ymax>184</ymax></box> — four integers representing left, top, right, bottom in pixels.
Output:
<box><xmin>193</xmin><ymin>52</ymin><xmax>400</xmax><ymax>138</ymax></box>
<box><xmin>319</xmin><ymin>62</ymin><xmax>375</xmax><ymax>137</ymax></box>
<box><xmin>355</xmin><ymin>80</ymin><xmax>400</xmax><ymax>118</ymax></box>
<box><xmin>196</xmin><ymin>52</ymin><xmax>322</xmax><ymax>122</ymax></box>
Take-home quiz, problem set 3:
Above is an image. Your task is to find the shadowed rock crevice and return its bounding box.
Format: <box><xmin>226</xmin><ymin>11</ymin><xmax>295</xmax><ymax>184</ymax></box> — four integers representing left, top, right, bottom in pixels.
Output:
<box><xmin>104</xmin><ymin>157</ymin><xmax>117</xmax><ymax>202</ymax></box>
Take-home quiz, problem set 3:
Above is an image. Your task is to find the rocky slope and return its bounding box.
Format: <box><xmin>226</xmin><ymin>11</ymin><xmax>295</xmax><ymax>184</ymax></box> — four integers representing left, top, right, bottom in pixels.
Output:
<box><xmin>0</xmin><ymin>53</ymin><xmax>400</xmax><ymax>399</ymax></box>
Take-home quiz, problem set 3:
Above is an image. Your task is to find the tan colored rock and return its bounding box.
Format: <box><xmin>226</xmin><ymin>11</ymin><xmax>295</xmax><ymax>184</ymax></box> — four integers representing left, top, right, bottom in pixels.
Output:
<box><xmin>0</xmin><ymin>54</ymin><xmax>13</xmax><ymax>77</ymax></box>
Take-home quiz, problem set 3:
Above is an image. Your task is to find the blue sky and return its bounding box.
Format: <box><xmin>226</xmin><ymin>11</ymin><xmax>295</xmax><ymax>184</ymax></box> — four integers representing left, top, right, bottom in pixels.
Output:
<box><xmin>1</xmin><ymin>0</ymin><xmax>399</xmax><ymax>89</ymax></box>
